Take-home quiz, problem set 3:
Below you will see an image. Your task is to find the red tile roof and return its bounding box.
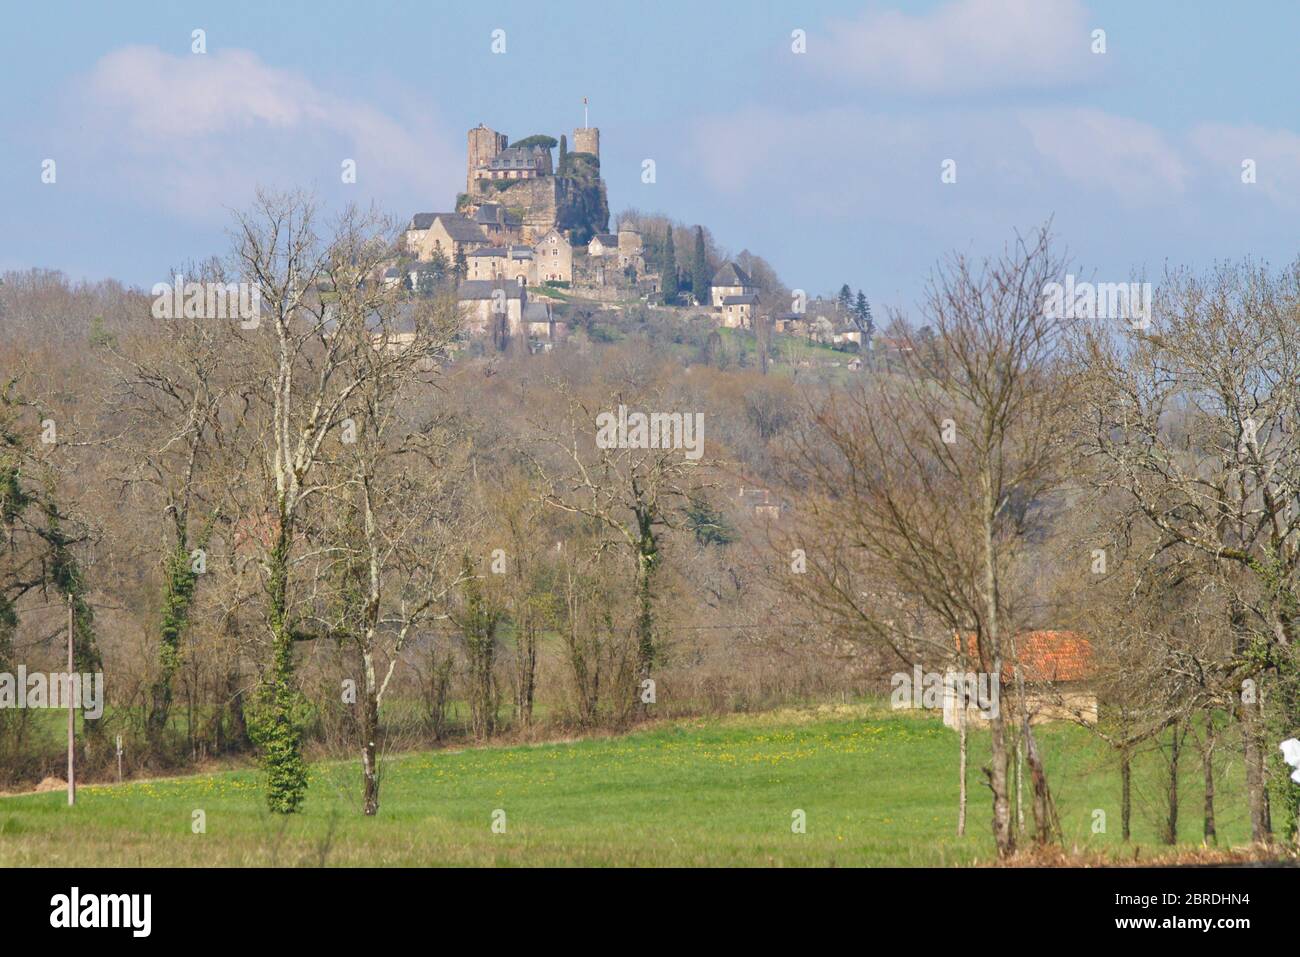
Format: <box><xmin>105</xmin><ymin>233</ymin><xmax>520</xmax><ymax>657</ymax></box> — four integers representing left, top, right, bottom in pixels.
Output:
<box><xmin>957</xmin><ymin>630</ymin><xmax>1093</xmax><ymax>683</ymax></box>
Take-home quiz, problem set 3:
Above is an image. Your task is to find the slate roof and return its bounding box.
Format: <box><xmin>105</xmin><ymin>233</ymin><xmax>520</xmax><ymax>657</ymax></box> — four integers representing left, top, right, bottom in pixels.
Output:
<box><xmin>590</xmin><ymin>234</ymin><xmax>619</xmax><ymax>248</ymax></box>
<box><xmin>457</xmin><ymin>280</ymin><xmax>526</xmax><ymax>301</ymax></box>
<box><xmin>432</xmin><ymin>214</ymin><xmax>489</xmax><ymax>243</ymax></box>
<box><xmin>467</xmin><ymin>245</ymin><xmax>534</xmax><ymax>259</ymax></box>
<box><xmin>487</xmin><ymin>146</ymin><xmax>544</xmax><ymax>170</ymax></box>
<box><xmin>722</xmin><ymin>294</ymin><xmax>759</xmax><ymax>306</ymax></box>
<box><xmin>410</xmin><ymin>213</ymin><xmax>487</xmax><ymax>243</ymax></box>
<box><xmin>473</xmin><ymin>203</ymin><xmax>522</xmax><ymax>227</ymax></box>
<box><xmin>712</xmin><ymin>262</ymin><xmax>754</xmax><ymax>288</ymax></box>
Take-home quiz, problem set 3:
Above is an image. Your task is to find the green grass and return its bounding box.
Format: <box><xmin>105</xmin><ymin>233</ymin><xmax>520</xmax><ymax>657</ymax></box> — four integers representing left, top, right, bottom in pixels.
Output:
<box><xmin>0</xmin><ymin>703</ymin><xmax>1252</xmax><ymax>866</ymax></box>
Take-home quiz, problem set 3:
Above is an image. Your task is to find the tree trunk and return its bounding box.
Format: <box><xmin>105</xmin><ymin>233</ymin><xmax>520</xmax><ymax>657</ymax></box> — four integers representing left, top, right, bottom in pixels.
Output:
<box><xmin>1164</xmin><ymin>721</ymin><xmax>1182</xmax><ymax>845</ymax></box>
<box><xmin>979</xmin><ymin>472</ymin><xmax>1014</xmax><ymax>857</ymax></box>
<box><xmin>361</xmin><ymin>652</ymin><xmax>380</xmax><ymax>816</ymax></box>
<box><xmin>258</xmin><ymin>525</ymin><xmax>308</xmax><ymax>814</ymax></box>
<box><xmin>957</xmin><ymin>685</ymin><xmax>968</xmax><ymax>836</ymax></box>
<box><xmin>1232</xmin><ymin>599</ymin><xmax>1272</xmax><ymax>842</ymax></box>
<box><xmin>1203</xmin><ymin>724</ymin><xmax>1217</xmax><ymax>845</ymax></box>
<box><xmin>1014</xmin><ymin>726</ymin><xmax>1024</xmax><ymax>832</ymax></box>
<box><xmin>515</xmin><ymin>615</ymin><xmax>537</xmax><ymax>728</ymax></box>
<box><xmin>1120</xmin><ymin>746</ymin><xmax>1132</xmax><ymax>842</ymax></box>
<box><xmin>632</xmin><ymin>520</ymin><xmax>657</xmax><ymax>720</ymax></box>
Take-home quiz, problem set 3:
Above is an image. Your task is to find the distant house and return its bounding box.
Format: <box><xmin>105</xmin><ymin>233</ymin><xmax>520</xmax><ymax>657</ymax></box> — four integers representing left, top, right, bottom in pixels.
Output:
<box><xmin>772</xmin><ymin>311</ymin><xmax>805</xmax><ymax>334</ymax></box>
<box><xmin>466</xmin><ymin>244</ymin><xmax>534</xmax><ymax>283</ymax></box>
<box><xmin>737</xmin><ymin>484</ymin><xmax>781</xmax><ymax>520</ymax></box>
<box><xmin>873</xmin><ymin>334</ymin><xmax>915</xmax><ymax>356</ymax></box>
<box><xmin>472</xmin><ymin>203</ymin><xmax>524</xmax><ymax>241</ymax></box>
<box><xmin>406</xmin><ymin>212</ymin><xmax>489</xmax><ymax>263</ymax></box>
<box><xmin>533</xmin><ymin>228</ymin><xmax>573</xmax><ymax>283</ymax></box>
<box><xmin>523</xmin><ymin>300</ymin><xmax>567</xmax><ymax>347</ymax></box>
<box><xmin>474</xmin><ymin>144</ymin><xmax>552</xmax><ymax>182</ymax></box>
<box><xmin>456</xmin><ymin>279</ymin><xmax>527</xmax><ymax>340</ymax></box>
<box><xmin>710</xmin><ymin>261</ymin><xmax>756</xmax><ymax>308</ymax></box>
<box><xmin>720</xmin><ymin>294</ymin><xmax>759</xmax><ymax>329</ymax></box>
<box><xmin>943</xmin><ymin>630</ymin><xmax>1097</xmax><ymax>729</ymax></box>
<box><xmin>588</xmin><ymin>233</ymin><xmax>620</xmax><ymax>258</ymax></box>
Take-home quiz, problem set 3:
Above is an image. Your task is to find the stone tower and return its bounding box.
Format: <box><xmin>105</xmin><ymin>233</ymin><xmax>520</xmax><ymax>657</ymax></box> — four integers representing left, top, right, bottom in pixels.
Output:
<box><xmin>573</xmin><ymin>127</ymin><xmax>600</xmax><ymax>159</ymax></box>
<box><xmin>467</xmin><ymin>124</ymin><xmax>509</xmax><ymax>193</ymax></box>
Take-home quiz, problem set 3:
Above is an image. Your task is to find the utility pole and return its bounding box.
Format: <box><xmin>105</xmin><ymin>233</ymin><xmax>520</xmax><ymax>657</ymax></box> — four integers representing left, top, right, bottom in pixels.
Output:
<box><xmin>66</xmin><ymin>593</ymin><xmax>75</xmax><ymax>806</ymax></box>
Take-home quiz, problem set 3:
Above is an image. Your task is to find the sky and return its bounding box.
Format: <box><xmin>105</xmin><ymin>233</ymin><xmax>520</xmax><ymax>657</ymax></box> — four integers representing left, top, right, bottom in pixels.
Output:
<box><xmin>3</xmin><ymin>0</ymin><xmax>1299</xmax><ymax>316</ymax></box>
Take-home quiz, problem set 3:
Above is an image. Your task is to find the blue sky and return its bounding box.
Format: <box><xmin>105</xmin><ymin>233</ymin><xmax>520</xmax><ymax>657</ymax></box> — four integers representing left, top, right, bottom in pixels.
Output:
<box><xmin>3</xmin><ymin>0</ymin><xmax>1299</xmax><ymax>314</ymax></box>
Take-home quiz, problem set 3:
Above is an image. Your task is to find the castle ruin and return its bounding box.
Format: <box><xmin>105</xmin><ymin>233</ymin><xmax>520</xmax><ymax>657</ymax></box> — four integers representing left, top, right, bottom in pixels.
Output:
<box><xmin>461</xmin><ymin>122</ymin><xmax>608</xmax><ymax>244</ymax></box>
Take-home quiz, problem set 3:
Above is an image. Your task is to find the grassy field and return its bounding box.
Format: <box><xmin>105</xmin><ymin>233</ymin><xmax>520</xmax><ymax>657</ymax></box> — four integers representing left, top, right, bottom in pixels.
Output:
<box><xmin>0</xmin><ymin>703</ymin><xmax>1253</xmax><ymax>866</ymax></box>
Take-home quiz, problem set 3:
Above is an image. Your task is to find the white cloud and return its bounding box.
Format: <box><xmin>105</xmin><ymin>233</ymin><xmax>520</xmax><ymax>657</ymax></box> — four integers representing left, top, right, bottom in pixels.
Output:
<box><xmin>690</xmin><ymin>104</ymin><xmax>1177</xmax><ymax>217</ymax></box>
<box><xmin>812</xmin><ymin>0</ymin><xmax>1100</xmax><ymax>95</ymax></box>
<box><xmin>1020</xmin><ymin>108</ymin><xmax>1190</xmax><ymax>200</ymax></box>
<box><xmin>1188</xmin><ymin>123</ymin><xmax>1300</xmax><ymax>207</ymax></box>
<box><xmin>67</xmin><ymin>45</ymin><xmax>460</xmax><ymax>222</ymax></box>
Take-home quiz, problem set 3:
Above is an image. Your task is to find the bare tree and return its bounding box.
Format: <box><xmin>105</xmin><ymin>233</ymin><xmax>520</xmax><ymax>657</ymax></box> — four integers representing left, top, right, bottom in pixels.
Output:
<box><xmin>232</xmin><ymin>191</ymin><xmax>430</xmax><ymax>813</ymax></box>
<box><xmin>529</xmin><ymin>381</ymin><xmax>709</xmax><ymax>721</ymax></box>
<box><xmin>1077</xmin><ymin>258</ymin><xmax>1300</xmax><ymax>843</ymax></box>
<box><xmin>780</xmin><ymin>226</ymin><xmax>1076</xmax><ymax>857</ymax></box>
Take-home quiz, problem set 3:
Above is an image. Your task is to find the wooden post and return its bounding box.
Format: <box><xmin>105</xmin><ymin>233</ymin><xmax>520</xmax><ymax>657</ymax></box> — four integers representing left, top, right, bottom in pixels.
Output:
<box><xmin>116</xmin><ymin>734</ymin><xmax>123</xmax><ymax>783</ymax></box>
<box><xmin>67</xmin><ymin>594</ymin><xmax>75</xmax><ymax>806</ymax></box>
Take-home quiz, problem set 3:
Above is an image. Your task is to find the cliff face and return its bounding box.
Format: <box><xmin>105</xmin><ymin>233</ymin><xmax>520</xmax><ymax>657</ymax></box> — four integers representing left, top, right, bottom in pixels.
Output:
<box><xmin>467</xmin><ymin>154</ymin><xmax>608</xmax><ymax>244</ymax></box>
<box><xmin>556</xmin><ymin>154</ymin><xmax>609</xmax><ymax>246</ymax></box>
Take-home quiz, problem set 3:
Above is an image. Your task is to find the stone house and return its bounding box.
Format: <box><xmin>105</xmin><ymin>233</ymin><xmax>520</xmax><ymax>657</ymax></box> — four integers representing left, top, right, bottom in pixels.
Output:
<box><xmin>523</xmin><ymin>300</ymin><xmax>567</xmax><ymax>346</ymax></box>
<box><xmin>710</xmin><ymin>261</ymin><xmax>756</xmax><ymax>308</ymax></box>
<box><xmin>943</xmin><ymin>630</ymin><xmax>1097</xmax><ymax>729</ymax></box>
<box><xmin>533</xmin><ymin>228</ymin><xmax>573</xmax><ymax>283</ymax></box>
<box><xmin>473</xmin><ymin>144</ymin><xmax>553</xmax><ymax>183</ymax></box>
<box><xmin>456</xmin><ymin>279</ymin><xmax>527</xmax><ymax>340</ymax></box>
<box><xmin>472</xmin><ymin>203</ymin><xmax>523</xmax><ymax>242</ymax></box>
<box><xmin>771</xmin><ymin>312</ymin><xmax>805</xmax><ymax>335</ymax></box>
<box><xmin>406</xmin><ymin>212</ymin><xmax>489</xmax><ymax>263</ymax></box>
<box><xmin>467</xmin><ymin>245</ymin><xmax>534</xmax><ymax>284</ymax></box>
<box><xmin>720</xmin><ymin>294</ymin><xmax>759</xmax><ymax>329</ymax></box>
<box><xmin>588</xmin><ymin>233</ymin><xmax>620</xmax><ymax>258</ymax></box>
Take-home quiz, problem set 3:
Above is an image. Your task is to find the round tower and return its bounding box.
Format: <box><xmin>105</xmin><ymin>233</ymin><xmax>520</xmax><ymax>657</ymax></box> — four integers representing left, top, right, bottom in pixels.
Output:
<box><xmin>573</xmin><ymin>127</ymin><xmax>600</xmax><ymax>159</ymax></box>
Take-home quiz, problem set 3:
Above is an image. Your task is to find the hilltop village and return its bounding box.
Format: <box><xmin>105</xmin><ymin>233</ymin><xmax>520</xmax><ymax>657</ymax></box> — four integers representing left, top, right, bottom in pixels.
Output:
<box><xmin>390</xmin><ymin>119</ymin><xmax>879</xmax><ymax>367</ymax></box>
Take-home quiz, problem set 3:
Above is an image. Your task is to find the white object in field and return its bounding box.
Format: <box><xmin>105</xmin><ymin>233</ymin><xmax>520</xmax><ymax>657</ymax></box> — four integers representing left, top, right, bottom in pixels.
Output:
<box><xmin>1280</xmin><ymin>738</ymin><xmax>1300</xmax><ymax>784</ymax></box>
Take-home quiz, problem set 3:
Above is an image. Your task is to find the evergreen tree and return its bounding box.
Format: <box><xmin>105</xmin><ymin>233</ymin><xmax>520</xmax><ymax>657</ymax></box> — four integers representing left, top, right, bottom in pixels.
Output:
<box><xmin>853</xmin><ymin>290</ymin><xmax>875</xmax><ymax>338</ymax></box>
<box><xmin>691</xmin><ymin>226</ymin><xmax>710</xmax><ymax>305</ymax></box>
<box><xmin>453</xmin><ymin>247</ymin><xmax>468</xmax><ymax>282</ymax></box>
<box><xmin>661</xmin><ymin>227</ymin><xmax>679</xmax><ymax>304</ymax></box>
<box><xmin>558</xmin><ymin>134</ymin><xmax>568</xmax><ymax>175</ymax></box>
<box><xmin>837</xmin><ymin>283</ymin><xmax>853</xmax><ymax>313</ymax></box>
